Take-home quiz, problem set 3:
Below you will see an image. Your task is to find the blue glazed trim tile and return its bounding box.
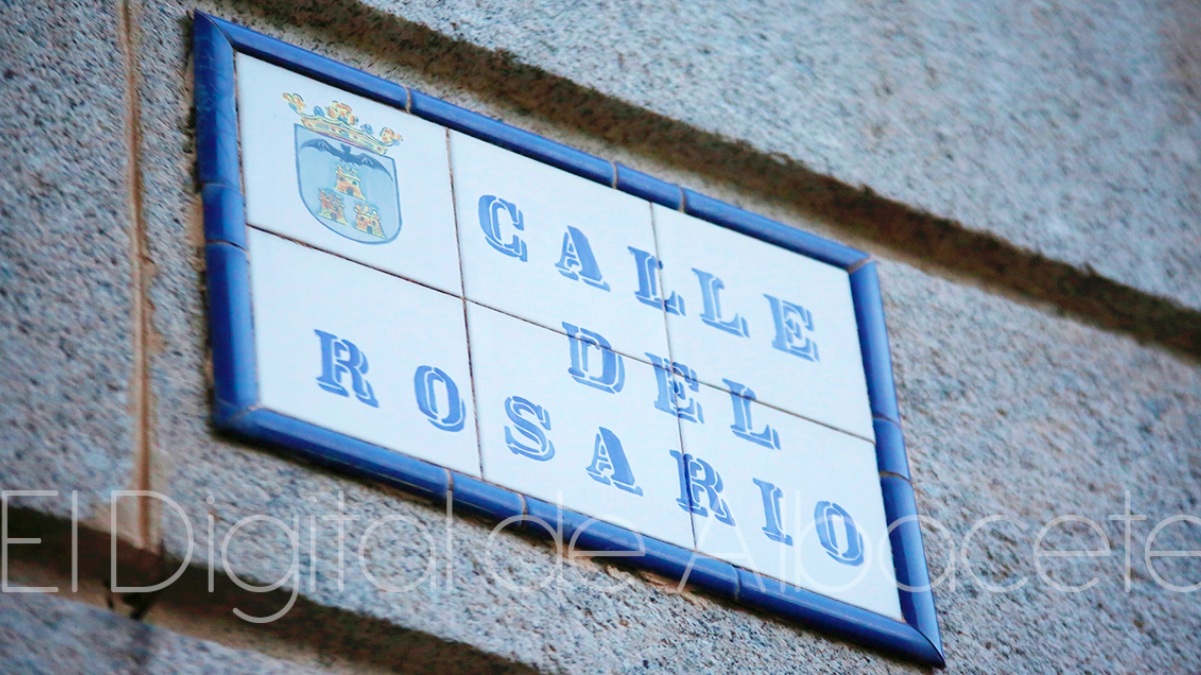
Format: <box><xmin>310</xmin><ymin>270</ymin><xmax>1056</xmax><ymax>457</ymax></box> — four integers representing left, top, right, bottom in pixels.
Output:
<box><xmin>522</xmin><ymin>498</ymin><xmax>740</xmax><ymax>599</ymax></box>
<box><xmin>195</xmin><ymin>15</ymin><xmax>941</xmax><ymax>665</ymax></box>
<box><xmin>410</xmin><ymin>90</ymin><xmax>615</xmax><ymax>187</ymax></box>
<box><xmin>736</xmin><ymin>569</ymin><xmax>944</xmax><ymax>667</ymax></box>
<box><xmin>204</xmin><ymin>242</ymin><xmax>257</xmax><ymax>425</ymax></box>
<box><xmin>520</xmin><ymin>496</ymin><xmax>565</xmax><ymax>537</ymax></box>
<box><xmin>202</xmin><ymin>184</ymin><xmax>247</xmax><ymax>248</ymax></box>
<box><xmin>451</xmin><ymin>474</ymin><xmax>525</xmax><ymax>522</ymax></box>
<box><xmin>193</xmin><ymin>13</ymin><xmax>239</xmax><ymax>190</ymax></box>
<box><xmin>208</xmin><ymin>8</ymin><xmax>614</xmax><ymax>191</ymax></box>
<box><xmin>682</xmin><ymin>189</ymin><xmax>870</xmax><ymax>270</ymax></box>
<box><xmin>232</xmin><ymin>408</ymin><xmax>450</xmax><ymax>501</ymax></box>
<box><xmin>880</xmin><ymin>475</ymin><xmax>944</xmax><ymax>659</ymax></box>
<box><xmin>616</xmin><ymin>164</ymin><xmax>684</xmax><ymax>210</ymax></box>
<box><xmin>198</xmin><ymin>13</ymin><xmax>410</xmax><ymax>116</ymax></box>
<box><xmin>850</xmin><ymin>262</ymin><xmax>901</xmax><ymax>423</ymax></box>
<box><xmin>639</xmin><ymin>536</ymin><xmax>740</xmax><ymax>600</ymax></box>
<box><xmin>873</xmin><ymin>417</ymin><xmax>911</xmax><ymax>479</ymax></box>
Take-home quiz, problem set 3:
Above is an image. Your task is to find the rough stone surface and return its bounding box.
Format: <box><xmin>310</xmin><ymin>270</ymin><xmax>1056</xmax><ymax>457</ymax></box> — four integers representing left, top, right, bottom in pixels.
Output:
<box><xmin>0</xmin><ymin>592</ymin><xmax>316</xmax><ymax>674</ymax></box>
<box><xmin>881</xmin><ymin>259</ymin><xmax>1201</xmax><ymax>672</ymax></box>
<box><xmin>137</xmin><ymin>6</ymin><xmax>1201</xmax><ymax>670</ymax></box>
<box><xmin>136</xmin><ymin>4</ymin><xmax>929</xmax><ymax>671</ymax></box>
<box><xmin>4</xmin><ymin>0</ymin><xmax>1198</xmax><ymax>673</ymax></box>
<box><xmin>150</xmin><ymin>247</ymin><xmax>1201</xmax><ymax>673</ymax></box>
<box><xmin>366</xmin><ymin>0</ymin><xmax>1201</xmax><ymax>312</ymax></box>
<box><xmin>0</xmin><ymin>1</ymin><xmax>137</xmax><ymax>525</ymax></box>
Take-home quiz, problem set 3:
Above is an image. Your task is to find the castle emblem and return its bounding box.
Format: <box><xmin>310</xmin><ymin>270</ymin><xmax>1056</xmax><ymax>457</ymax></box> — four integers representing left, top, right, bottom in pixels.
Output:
<box><xmin>285</xmin><ymin>93</ymin><xmax>403</xmax><ymax>244</ymax></box>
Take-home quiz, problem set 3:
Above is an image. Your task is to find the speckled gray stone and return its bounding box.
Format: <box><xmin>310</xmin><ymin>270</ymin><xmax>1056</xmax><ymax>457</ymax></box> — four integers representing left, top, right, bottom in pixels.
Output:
<box><xmin>22</xmin><ymin>1</ymin><xmax>1198</xmax><ymax>672</ymax></box>
<box><xmin>0</xmin><ymin>592</ymin><xmax>317</xmax><ymax>674</ymax></box>
<box><xmin>364</xmin><ymin>0</ymin><xmax>1201</xmax><ymax>312</ymax></box>
<box><xmin>881</xmin><ymin>259</ymin><xmax>1201</xmax><ymax>672</ymax></box>
<box><xmin>0</xmin><ymin>1</ymin><xmax>137</xmax><ymax>524</ymax></box>
<box><xmin>146</xmin><ymin>249</ymin><xmax>1201</xmax><ymax>672</ymax></box>
<box><xmin>126</xmin><ymin>6</ymin><xmax>1201</xmax><ymax>671</ymax></box>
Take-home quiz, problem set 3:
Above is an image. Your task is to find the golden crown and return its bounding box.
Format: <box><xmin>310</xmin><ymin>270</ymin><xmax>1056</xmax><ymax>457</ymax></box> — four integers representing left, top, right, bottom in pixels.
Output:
<box><xmin>283</xmin><ymin>93</ymin><xmax>401</xmax><ymax>155</ymax></box>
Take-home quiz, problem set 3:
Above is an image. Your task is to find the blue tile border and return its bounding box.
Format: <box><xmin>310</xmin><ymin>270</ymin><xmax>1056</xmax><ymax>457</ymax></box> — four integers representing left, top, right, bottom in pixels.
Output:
<box><xmin>210</xmin><ymin>15</ymin><xmax>410</xmax><ymax>114</ymax></box>
<box><xmin>226</xmin><ymin>408</ymin><xmax>451</xmax><ymax>501</ymax></box>
<box><xmin>873</xmin><ymin>417</ymin><xmax>911</xmax><ymax>479</ymax></box>
<box><xmin>202</xmin><ymin>184</ymin><xmax>247</xmax><ymax>248</ymax></box>
<box><xmin>738</xmin><ymin>569</ymin><xmax>944</xmax><ymax>667</ymax></box>
<box><xmin>411</xmin><ymin>91</ymin><xmax>615</xmax><ymax>186</ymax></box>
<box><xmin>193</xmin><ymin>11</ymin><xmax>941</xmax><ymax>667</ymax></box>
<box><xmin>881</xmin><ymin>475</ymin><xmax>944</xmax><ymax>659</ymax></box>
<box><xmin>616</xmin><ymin>163</ymin><xmax>685</xmax><ymax>210</ymax></box>
<box><xmin>683</xmin><ymin>189</ymin><xmax>871</xmax><ymax>270</ymax></box>
<box><xmin>204</xmin><ymin>242</ymin><xmax>257</xmax><ymax>426</ymax></box>
<box><xmin>450</xmin><ymin>473</ymin><xmax>526</xmax><ymax>522</ymax></box>
<box><xmin>194</xmin><ymin>13</ymin><xmax>239</xmax><ymax>189</ymax></box>
<box><xmin>524</xmin><ymin>497</ymin><xmax>741</xmax><ymax>599</ymax></box>
<box><xmin>850</xmin><ymin>262</ymin><xmax>902</xmax><ymax>424</ymax></box>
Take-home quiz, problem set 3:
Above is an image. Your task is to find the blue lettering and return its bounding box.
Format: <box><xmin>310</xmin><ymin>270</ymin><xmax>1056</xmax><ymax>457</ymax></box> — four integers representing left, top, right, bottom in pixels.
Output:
<box><xmin>556</xmin><ymin>226</ymin><xmax>609</xmax><ymax>291</ymax></box>
<box><xmin>693</xmin><ymin>269</ymin><xmax>748</xmax><ymax>338</ymax></box>
<box><xmin>646</xmin><ymin>353</ymin><xmax>703</xmax><ymax>423</ymax></box>
<box><xmin>765</xmin><ymin>294</ymin><xmax>819</xmax><ymax>361</ymax></box>
<box><xmin>504</xmin><ymin>396</ymin><xmax>555</xmax><ymax>461</ymax></box>
<box><xmin>628</xmin><ymin>246</ymin><xmax>684</xmax><ymax>315</ymax></box>
<box><xmin>723</xmin><ymin>379</ymin><xmax>780</xmax><ymax>450</ymax></box>
<box><xmin>586</xmin><ymin>427</ymin><xmax>643</xmax><ymax>495</ymax></box>
<box><xmin>478</xmin><ymin>195</ymin><xmax>527</xmax><ymax>261</ymax></box>
<box><xmin>413</xmin><ymin>365</ymin><xmax>466</xmax><ymax>432</ymax></box>
<box><xmin>314</xmin><ymin>330</ymin><xmax>378</xmax><ymax>407</ymax></box>
<box><xmin>752</xmin><ymin>478</ymin><xmax>793</xmax><ymax>545</ymax></box>
<box><xmin>814</xmin><ymin>501</ymin><xmax>865</xmax><ymax>566</ymax></box>
<box><xmin>563</xmin><ymin>322</ymin><xmax>625</xmax><ymax>394</ymax></box>
<box><xmin>669</xmin><ymin>450</ymin><xmax>734</xmax><ymax>525</ymax></box>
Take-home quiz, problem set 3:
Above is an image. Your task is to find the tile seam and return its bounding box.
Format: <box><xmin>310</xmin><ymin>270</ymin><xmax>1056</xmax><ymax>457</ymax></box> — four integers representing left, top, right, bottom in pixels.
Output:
<box><xmin>445</xmin><ymin>128</ymin><xmax>488</xmax><ymax>481</ymax></box>
<box><xmin>211</xmin><ymin>9</ymin><xmax>1201</xmax><ymax>362</ymax></box>
<box><xmin>648</xmin><ymin>200</ymin><xmax>700</xmax><ymax>552</ymax></box>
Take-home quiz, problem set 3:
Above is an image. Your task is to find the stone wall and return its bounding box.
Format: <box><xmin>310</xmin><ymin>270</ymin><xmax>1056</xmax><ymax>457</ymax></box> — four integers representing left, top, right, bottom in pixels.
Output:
<box><xmin>2</xmin><ymin>0</ymin><xmax>1199</xmax><ymax>672</ymax></box>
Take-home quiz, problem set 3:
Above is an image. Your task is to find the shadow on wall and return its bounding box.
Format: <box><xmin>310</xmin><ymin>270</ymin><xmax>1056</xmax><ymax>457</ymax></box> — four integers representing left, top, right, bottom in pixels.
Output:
<box><xmin>198</xmin><ymin>0</ymin><xmax>1201</xmax><ymax>361</ymax></box>
<box><xmin>1163</xmin><ymin>0</ymin><xmax>1201</xmax><ymax>126</ymax></box>
<box><xmin>3</xmin><ymin>506</ymin><xmax>538</xmax><ymax>674</ymax></box>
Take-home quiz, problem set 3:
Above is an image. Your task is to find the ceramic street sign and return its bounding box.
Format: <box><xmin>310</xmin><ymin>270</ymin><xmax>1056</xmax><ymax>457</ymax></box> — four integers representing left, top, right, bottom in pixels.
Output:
<box><xmin>195</xmin><ymin>13</ymin><xmax>943</xmax><ymax>667</ymax></box>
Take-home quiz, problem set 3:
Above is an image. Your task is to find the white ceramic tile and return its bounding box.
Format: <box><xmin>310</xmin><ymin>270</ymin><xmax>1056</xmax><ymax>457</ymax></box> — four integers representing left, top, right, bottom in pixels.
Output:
<box><xmin>654</xmin><ymin>205</ymin><xmax>874</xmax><ymax>440</ymax></box>
<box><xmin>679</xmin><ymin>380</ymin><xmax>901</xmax><ymax>619</ymax></box>
<box><xmin>237</xmin><ymin>54</ymin><xmax>463</xmax><ymax>295</ymax></box>
<box><xmin>247</xmin><ymin>228</ymin><xmax>480</xmax><ymax>476</ymax></box>
<box><xmin>450</xmin><ymin>131</ymin><xmax>670</xmax><ymax>360</ymax></box>
<box><xmin>467</xmin><ymin>302</ymin><xmax>694</xmax><ymax>549</ymax></box>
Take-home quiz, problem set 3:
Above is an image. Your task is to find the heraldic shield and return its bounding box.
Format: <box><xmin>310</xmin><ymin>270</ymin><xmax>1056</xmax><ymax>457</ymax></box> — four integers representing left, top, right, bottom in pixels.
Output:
<box><xmin>286</xmin><ymin>94</ymin><xmax>403</xmax><ymax>244</ymax></box>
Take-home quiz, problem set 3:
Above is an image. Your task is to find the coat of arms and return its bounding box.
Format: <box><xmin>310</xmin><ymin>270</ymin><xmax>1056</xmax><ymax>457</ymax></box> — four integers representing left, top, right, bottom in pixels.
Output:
<box><xmin>284</xmin><ymin>94</ymin><xmax>403</xmax><ymax>244</ymax></box>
